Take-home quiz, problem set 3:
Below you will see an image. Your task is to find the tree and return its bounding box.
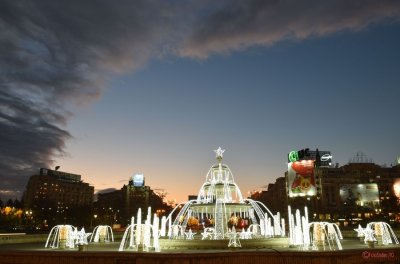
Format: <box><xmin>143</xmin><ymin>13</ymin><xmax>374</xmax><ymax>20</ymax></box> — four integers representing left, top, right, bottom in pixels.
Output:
<box><xmin>13</xmin><ymin>199</ymin><xmax>22</xmax><ymax>208</ymax></box>
<box><xmin>6</xmin><ymin>199</ymin><xmax>13</xmax><ymax>207</ymax></box>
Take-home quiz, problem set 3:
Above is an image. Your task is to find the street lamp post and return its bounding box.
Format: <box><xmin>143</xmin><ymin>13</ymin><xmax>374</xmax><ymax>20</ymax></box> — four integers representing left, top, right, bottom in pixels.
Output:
<box><xmin>93</xmin><ymin>214</ymin><xmax>98</xmax><ymax>228</ymax></box>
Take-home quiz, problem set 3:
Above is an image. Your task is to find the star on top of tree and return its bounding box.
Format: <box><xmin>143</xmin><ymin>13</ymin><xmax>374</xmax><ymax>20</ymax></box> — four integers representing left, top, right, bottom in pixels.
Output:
<box><xmin>214</xmin><ymin>147</ymin><xmax>225</xmax><ymax>158</ymax></box>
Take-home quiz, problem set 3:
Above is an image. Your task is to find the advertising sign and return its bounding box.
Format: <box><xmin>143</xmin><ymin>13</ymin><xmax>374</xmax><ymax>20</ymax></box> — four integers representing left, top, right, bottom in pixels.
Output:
<box><xmin>287</xmin><ymin>149</ymin><xmax>332</xmax><ymax>167</ymax></box>
<box><xmin>287</xmin><ymin>160</ymin><xmax>316</xmax><ymax>197</ymax></box>
<box><xmin>132</xmin><ymin>173</ymin><xmax>144</xmax><ymax>187</ymax></box>
<box><xmin>316</xmin><ymin>151</ymin><xmax>332</xmax><ymax>167</ymax></box>
<box><xmin>339</xmin><ymin>184</ymin><xmax>379</xmax><ymax>209</ymax></box>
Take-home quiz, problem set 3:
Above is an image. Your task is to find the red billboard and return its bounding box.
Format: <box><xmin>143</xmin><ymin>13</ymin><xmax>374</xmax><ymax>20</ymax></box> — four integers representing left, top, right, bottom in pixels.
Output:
<box><xmin>287</xmin><ymin>160</ymin><xmax>316</xmax><ymax>197</ymax></box>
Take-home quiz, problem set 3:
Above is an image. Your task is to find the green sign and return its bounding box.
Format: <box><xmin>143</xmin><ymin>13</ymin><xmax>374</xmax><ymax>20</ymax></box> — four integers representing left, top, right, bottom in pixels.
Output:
<box><xmin>288</xmin><ymin>150</ymin><xmax>299</xmax><ymax>162</ymax></box>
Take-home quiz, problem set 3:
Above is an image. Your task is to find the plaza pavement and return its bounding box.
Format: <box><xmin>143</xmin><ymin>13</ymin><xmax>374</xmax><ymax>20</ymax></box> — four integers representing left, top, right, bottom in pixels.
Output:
<box><xmin>0</xmin><ymin>237</ymin><xmax>399</xmax><ymax>264</ymax></box>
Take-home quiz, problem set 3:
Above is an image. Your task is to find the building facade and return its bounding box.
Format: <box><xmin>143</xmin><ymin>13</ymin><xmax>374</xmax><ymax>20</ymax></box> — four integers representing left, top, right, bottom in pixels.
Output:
<box><xmin>311</xmin><ymin>162</ymin><xmax>400</xmax><ymax>226</ymax></box>
<box><xmin>249</xmin><ymin>177</ymin><xmax>287</xmax><ymax>217</ymax></box>
<box><xmin>254</xmin><ymin>161</ymin><xmax>400</xmax><ymax>228</ymax></box>
<box><xmin>95</xmin><ymin>175</ymin><xmax>171</xmax><ymax>226</ymax></box>
<box><xmin>23</xmin><ymin>168</ymin><xmax>94</xmax><ymax>227</ymax></box>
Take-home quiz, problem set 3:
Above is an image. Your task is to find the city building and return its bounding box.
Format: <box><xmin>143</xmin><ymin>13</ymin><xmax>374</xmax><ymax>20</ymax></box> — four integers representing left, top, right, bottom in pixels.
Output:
<box><xmin>311</xmin><ymin>161</ymin><xmax>400</xmax><ymax>226</ymax></box>
<box><xmin>94</xmin><ymin>189</ymin><xmax>123</xmax><ymax>227</ymax></box>
<box><xmin>252</xmin><ymin>177</ymin><xmax>287</xmax><ymax>215</ymax></box>
<box><xmin>254</xmin><ymin>151</ymin><xmax>400</xmax><ymax>227</ymax></box>
<box><xmin>94</xmin><ymin>173</ymin><xmax>171</xmax><ymax>226</ymax></box>
<box><xmin>23</xmin><ymin>168</ymin><xmax>94</xmax><ymax>227</ymax></box>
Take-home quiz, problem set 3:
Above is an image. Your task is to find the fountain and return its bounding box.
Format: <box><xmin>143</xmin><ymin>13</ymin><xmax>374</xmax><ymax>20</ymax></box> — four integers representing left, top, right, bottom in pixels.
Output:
<box><xmin>308</xmin><ymin>222</ymin><xmax>343</xmax><ymax>251</ymax></box>
<box><xmin>365</xmin><ymin>222</ymin><xmax>399</xmax><ymax>246</ymax></box>
<box><xmin>287</xmin><ymin>206</ymin><xmax>342</xmax><ymax>251</ymax></box>
<box><xmin>165</xmin><ymin>147</ymin><xmax>283</xmax><ymax>242</ymax></box>
<box><xmin>119</xmin><ymin>207</ymin><xmax>161</xmax><ymax>252</ymax></box>
<box><xmin>353</xmin><ymin>222</ymin><xmax>399</xmax><ymax>247</ymax></box>
<box><xmin>90</xmin><ymin>225</ymin><xmax>114</xmax><ymax>243</ymax></box>
<box><xmin>45</xmin><ymin>225</ymin><xmax>77</xmax><ymax>249</ymax></box>
<box><xmin>118</xmin><ymin>148</ymin><xmax>286</xmax><ymax>250</ymax></box>
<box><xmin>287</xmin><ymin>206</ymin><xmax>308</xmax><ymax>248</ymax></box>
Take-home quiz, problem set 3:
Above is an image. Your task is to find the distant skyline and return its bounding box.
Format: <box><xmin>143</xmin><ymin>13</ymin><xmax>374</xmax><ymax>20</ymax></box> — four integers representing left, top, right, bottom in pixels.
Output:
<box><xmin>1</xmin><ymin>1</ymin><xmax>400</xmax><ymax>202</ymax></box>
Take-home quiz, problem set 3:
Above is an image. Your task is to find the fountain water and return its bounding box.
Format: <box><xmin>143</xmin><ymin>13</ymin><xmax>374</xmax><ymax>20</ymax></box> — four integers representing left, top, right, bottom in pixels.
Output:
<box><xmin>119</xmin><ymin>207</ymin><xmax>161</xmax><ymax>252</ymax></box>
<box><xmin>365</xmin><ymin>222</ymin><xmax>399</xmax><ymax>245</ymax></box>
<box><xmin>165</xmin><ymin>148</ymin><xmax>282</xmax><ymax>241</ymax></box>
<box><xmin>287</xmin><ymin>206</ymin><xmax>342</xmax><ymax>251</ymax></box>
<box><xmin>308</xmin><ymin>222</ymin><xmax>343</xmax><ymax>251</ymax></box>
<box><xmin>118</xmin><ymin>148</ymin><xmax>286</xmax><ymax>250</ymax></box>
<box><xmin>90</xmin><ymin>225</ymin><xmax>114</xmax><ymax>243</ymax></box>
<box><xmin>288</xmin><ymin>206</ymin><xmax>308</xmax><ymax>248</ymax></box>
<box><xmin>45</xmin><ymin>225</ymin><xmax>77</xmax><ymax>249</ymax></box>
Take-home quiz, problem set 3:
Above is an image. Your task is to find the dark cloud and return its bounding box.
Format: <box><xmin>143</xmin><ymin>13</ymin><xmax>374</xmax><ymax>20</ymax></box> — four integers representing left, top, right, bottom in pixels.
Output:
<box><xmin>0</xmin><ymin>0</ymin><xmax>181</xmax><ymax>200</ymax></box>
<box><xmin>0</xmin><ymin>88</ymin><xmax>71</xmax><ymax>200</ymax></box>
<box><xmin>180</xmin><ymin>0</ymin><xmax>400</xmax><ymax>58</ymax></box>
<box><xmin>1</xmin><ymin>0</ymin><xmax>399</xmax><ymax>200</ymax></box>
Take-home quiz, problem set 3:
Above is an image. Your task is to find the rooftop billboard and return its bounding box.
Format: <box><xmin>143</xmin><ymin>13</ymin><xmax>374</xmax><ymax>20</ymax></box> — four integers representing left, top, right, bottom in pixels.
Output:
<box><xmin>132</xmin><ymin>173</ymin><xmax>144</xmax><ymax>187</ymax></box>
<box><xmin>287</xmin><ymin>148</ymin><xmax>332</xmax><ymax>167</ymax></box>
<box><xmin>287</xmin><ymin>160</ymin><xmax>317</xmax><ymax>197</ymax></box>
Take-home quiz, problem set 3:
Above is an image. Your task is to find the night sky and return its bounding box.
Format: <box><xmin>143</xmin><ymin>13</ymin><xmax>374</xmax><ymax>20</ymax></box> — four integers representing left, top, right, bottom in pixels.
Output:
<box><xmin>1</xmin><ymin>0</ymin><xmax>400</xmax><ymax>202</ymax></box>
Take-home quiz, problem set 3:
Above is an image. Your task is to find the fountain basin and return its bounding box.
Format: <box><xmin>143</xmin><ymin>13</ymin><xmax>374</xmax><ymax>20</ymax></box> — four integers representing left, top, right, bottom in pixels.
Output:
<box><xmin>158</xmin><ymin>237</ymin><xmax>289</xmax><ymax>250</ymax></box>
